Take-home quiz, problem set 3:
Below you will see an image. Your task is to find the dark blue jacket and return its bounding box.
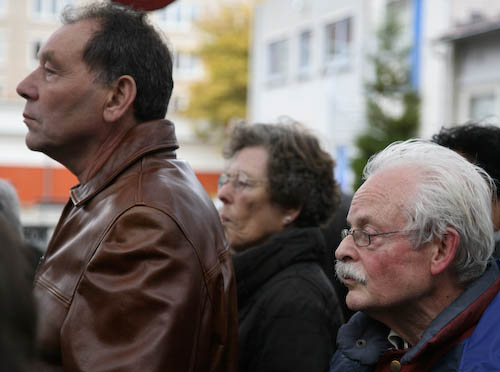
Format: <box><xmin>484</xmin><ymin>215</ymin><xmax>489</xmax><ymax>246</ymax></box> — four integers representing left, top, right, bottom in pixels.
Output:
<box><xmin>330</xmin><ymin>259</ymin><xmax>500</xmax><ymax>371</ymax></box>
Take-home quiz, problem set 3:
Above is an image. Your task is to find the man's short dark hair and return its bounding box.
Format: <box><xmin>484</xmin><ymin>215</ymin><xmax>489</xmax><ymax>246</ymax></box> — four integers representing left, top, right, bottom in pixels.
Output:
<box><xmin>432</xmin><ymin>123</ymin><xmax>500</xmax><ymax>197</ymax></box>
<box><xmin>62</xmin><ymin>2</ymin><xmax>174</xmax><ymax>122</ymax></box>
<box><xmin>224</xmin><ymin>121</ymin><xmax>340</xmax><ymax>227</ymax></box>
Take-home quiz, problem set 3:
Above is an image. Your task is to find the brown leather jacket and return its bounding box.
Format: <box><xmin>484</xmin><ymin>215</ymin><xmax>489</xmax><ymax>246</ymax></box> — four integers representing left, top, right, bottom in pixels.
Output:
<box><xmin>33</xmin><ymin>120</ymin><xmax>238</xmax><ymax>371</ymax></box>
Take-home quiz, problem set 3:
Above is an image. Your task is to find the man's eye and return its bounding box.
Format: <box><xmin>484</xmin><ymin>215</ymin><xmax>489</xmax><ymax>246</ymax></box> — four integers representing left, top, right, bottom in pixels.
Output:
<box><xmin>43</xmin><ymin>64</ymin><xmax>56</xmax><ymax>76</ymax></box>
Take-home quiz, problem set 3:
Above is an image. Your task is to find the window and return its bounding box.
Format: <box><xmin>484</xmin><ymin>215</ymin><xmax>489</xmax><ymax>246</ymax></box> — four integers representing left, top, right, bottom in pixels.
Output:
<box><xmin>172</xmin><ymin>51</ymin><xmax>201</xmax><ymax>78</ymax></box>
<box><xmin>0</xmin><ymin>0</ymin><xmax>7</xmax><ymax>17</ymax></box>
<box><xmin>324</xmin><ymin>17</ymin><xmax>352</xmax><ymax>70</ymax></box>
<box><xmin>32</xmin><ymin>0</ymin><xmax>73</xmax><ymax>21</ymax></box>
<box><xmin>267</xmin><ymin>39</ymin><xmax>288</xmax><ymax>84</ymax></box>
<box><xmin>469</xmin><ymin>93</ymin><xmax>496</xmax><ymax>120</ymax></box>
<box><xmin>169</xmin><ymin>95</ymin><xmax>189</xmax><ymax>113</ymax></box>
<box><xmin>0</xmin><ymin>76</ymin><xmax>5</xmax><ymax>99</ymax></box>
<box><xmin>155</xmin><ymin>2</ymin><xmax>198</xmax><ymax>29</ymax></box>
<box><xmin>0</xmin><ymin>32</ymin><xmax>6</xmax><ymax>67</ymax></box>
<box><xmin>28</xmin><ymin>37</ymin><xmax>47</xmax><ymax>68</ymax></box>
<box><xmin>33</xmin><ymin>40</ymin><xmax>42</xmax><ymax>59</ymax></box>
<box><xmin>298</xmin><ymin>30</ymin><xmax>312</xmax><ymax>77</ymax></box>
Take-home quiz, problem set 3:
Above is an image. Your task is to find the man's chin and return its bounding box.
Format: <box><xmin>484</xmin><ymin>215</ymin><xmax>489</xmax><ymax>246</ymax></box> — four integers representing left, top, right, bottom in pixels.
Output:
<box><xmin>25</xmin><ymin>141</ymin><xmax>42</xmax><ymax>153</ymax></box>
<box><xmin>345</xmin><ymin>290</ymin><xmax>368</xmax><ymax>311</ymax></box>
<box><xmin>25</xmin><ymin>135</ymin><xmax>43</xmax><ymax>152</ymax></box>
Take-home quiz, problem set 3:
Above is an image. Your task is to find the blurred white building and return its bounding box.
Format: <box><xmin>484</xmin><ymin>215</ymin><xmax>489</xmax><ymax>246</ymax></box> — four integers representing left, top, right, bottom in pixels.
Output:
<box><xmin>249</xmin><ymin>0</ymin><xmax>500</xmax><ymax>192</ymax></box>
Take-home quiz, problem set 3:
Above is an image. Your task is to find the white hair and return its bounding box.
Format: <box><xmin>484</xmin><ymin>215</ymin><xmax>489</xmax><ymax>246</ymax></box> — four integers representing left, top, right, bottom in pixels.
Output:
<box><xmin>363</xmin><ymin>139</ymin><xmax>495</xmax><ymax>283</ymax></box>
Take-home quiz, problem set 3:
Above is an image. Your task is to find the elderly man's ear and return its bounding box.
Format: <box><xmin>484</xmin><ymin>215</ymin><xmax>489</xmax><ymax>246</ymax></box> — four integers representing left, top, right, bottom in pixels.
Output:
<box><xmin>430</xmin><ymin>228</ymin><xmax>460</xmax><ymax>276</ymax></box>
<box><xmin>103</xmin><ymin>75</ymin><xmax>137</xmax><ymax>123</ymax></box>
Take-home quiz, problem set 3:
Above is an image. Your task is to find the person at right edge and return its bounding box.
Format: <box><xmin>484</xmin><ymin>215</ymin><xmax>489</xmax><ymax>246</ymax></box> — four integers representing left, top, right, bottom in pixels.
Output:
<box><xmin>330</xmin><ymin>139</ymin><xmax>500</xmax><ymax>371</ymax></box>
<box><xmin>432</xmin><ymin>123</ymin><xmax>500</xmax><ymax>257</ymax></box>
<box><xmin>217</xmin><ymin>122</ymin><xmax>346</xmax><ymax>372</ymax></box>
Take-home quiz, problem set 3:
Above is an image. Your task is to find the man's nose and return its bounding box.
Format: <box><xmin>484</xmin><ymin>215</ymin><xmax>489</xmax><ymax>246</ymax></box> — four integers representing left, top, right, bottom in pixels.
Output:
<box><xmin>335</xmin><ymin>235</ymin><xmax>358</xmax><ymax>262</ymax></box>
<box><xmin>16</xmin><ymin>70</ymin><xmax>39</xmax><ymax>101</ymax></box>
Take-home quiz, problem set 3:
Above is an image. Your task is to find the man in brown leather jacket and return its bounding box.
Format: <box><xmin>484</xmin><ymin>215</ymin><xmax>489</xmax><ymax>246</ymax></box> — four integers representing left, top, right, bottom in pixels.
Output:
<box><xmin>16</xmin><ymin>2</ymin><xmax>238</xmax><ymax>371</ymax></box>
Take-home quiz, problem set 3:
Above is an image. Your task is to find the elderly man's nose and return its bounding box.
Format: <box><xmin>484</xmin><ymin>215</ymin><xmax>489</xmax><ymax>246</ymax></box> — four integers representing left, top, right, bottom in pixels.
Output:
<box><xmin>335</xmin><ymin>237</ymin><xmax>357</xmax><ymax>262</ymax></box>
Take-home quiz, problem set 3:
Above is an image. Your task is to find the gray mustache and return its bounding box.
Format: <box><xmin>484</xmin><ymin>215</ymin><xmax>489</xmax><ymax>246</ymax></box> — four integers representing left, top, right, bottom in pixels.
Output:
<box><xmin>335</xmin><ymin>261</ymin><xmax>367</xmax><ymax>285</ymax></box>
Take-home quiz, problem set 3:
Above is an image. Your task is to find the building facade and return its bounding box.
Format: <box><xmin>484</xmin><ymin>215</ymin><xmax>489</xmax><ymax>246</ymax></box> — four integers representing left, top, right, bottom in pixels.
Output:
<box><xmin>249</xmin><ymin>0</ymin><xmax>500</xmax><ymax>192</ymax></box>
<box><xmin>249</xmin><ymin>0</ymin><xmax>375</xmax><ymax>191</ymax></box>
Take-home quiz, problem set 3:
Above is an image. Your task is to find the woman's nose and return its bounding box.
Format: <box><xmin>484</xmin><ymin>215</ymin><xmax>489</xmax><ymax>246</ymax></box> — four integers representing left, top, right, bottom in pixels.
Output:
<box><xmin>217</xmin><ymin>180</ymin><xmax>233</xmax><ymax>205</ymax></box>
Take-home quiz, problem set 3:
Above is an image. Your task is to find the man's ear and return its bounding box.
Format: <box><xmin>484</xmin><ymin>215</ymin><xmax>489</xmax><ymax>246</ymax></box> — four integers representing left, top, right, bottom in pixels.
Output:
<box><xmin>103</xmin><ymin>75</ymin><xmax>136</xmax><ymax>123</ymax></box>
<box><xmin>430</xmin><ymin>227</ymin><xmax>459</xmax><ymax>276</ymax></box>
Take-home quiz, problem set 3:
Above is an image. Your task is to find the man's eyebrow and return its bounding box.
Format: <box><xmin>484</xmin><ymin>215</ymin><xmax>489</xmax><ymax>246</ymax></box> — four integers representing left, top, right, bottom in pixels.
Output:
<box><xmin>38</xmin><ymin>49</ymin><xmax>51</xmax><ymax>61</ymax></box>
<box><xmin>348</xmin><ymin>215</ymin><xmax>370</xmax><ymax>228</ymax></box>
<box><xmin>38</xmin><ymin>50</ymin><xmax>60</xmax><ymax>67</ymax></box>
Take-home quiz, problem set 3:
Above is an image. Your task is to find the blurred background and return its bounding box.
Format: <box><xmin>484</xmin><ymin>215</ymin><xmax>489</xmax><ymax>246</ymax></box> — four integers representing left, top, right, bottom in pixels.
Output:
<box><xmin>0</xmin><ymin>0</ymin><xmax>499</xmax><ymax>250</ymax></box>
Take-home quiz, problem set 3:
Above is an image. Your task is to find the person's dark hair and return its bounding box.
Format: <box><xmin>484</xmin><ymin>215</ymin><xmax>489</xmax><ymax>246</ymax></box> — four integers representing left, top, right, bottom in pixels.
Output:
<box><xmin>432</xmin><ymin>123</ymin><xmax>500</xmax><ymax>197</ymax></box>
<box><xmin>0</xmin><ymin>216</ymin><xmax>36</xmax><ymax>372</ymax></box>
<box><xmin>224</xmin><ymin>122</ymin><xmax>339</xmax><ymax>227</ymax></box>
<box><xmin>62</xmin><ymin>2</ymin><xmax>173</xmax><ymax>122</ymax></box>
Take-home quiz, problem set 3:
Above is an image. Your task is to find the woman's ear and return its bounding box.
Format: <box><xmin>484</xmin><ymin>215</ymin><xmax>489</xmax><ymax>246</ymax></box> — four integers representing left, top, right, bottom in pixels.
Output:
<box><xmin>103</xmin><ymin>75</ymin><xmax>137</xmax><ymax>123</ymax></box>
<box><xmin>430</xmin><ymin>227</ymin><xmax>460</xmax><ymax>276</ymax></box>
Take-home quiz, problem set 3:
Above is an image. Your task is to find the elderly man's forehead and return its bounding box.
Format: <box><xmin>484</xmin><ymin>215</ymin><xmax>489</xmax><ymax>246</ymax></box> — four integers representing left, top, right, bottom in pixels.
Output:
<box><xmin>349</xmin><ymin>166</ymin><xmax>418</xmax><ymax>224</ymax></box>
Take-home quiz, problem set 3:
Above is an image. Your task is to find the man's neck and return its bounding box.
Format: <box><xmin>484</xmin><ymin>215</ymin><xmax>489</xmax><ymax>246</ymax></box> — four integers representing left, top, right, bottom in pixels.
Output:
<box><xmin>77</xmin><ymin>117</ymin><xmax>138</xmax><ymax>183</ymax></box>
<box><xmin>368</xmin><ymin>282</ymin><xmax>464</xmax><ymax>346</ymax></box>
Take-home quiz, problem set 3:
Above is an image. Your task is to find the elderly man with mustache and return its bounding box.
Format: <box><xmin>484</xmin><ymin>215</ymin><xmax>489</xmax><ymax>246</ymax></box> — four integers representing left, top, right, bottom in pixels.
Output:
<box><xmin>330</xmin><ymin>139</ymin><xmax>500</xmax><ymax>372</ymax></box>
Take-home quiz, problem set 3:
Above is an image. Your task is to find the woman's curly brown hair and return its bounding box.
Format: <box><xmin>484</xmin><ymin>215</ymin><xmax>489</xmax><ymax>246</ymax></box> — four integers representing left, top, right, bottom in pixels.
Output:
<box><xmin>224</xmin><ymin>121</ymin><xmax>340</xmax><ymax>227</ymax></box>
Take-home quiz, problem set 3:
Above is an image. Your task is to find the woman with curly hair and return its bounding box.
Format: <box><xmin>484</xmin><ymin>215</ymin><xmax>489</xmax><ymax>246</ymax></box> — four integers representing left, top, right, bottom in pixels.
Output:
<box><xmin>217</xmin><ymin>121</ymin><xmax>346</xmax><ymax>372</ymax></box>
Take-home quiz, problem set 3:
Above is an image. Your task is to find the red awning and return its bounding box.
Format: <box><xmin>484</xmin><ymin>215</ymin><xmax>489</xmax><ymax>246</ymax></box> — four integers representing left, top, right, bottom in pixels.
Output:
<box><xmin>112</xmin><ymin>0</ymin><xmax>177</xmax><ymax>11</ymax></box>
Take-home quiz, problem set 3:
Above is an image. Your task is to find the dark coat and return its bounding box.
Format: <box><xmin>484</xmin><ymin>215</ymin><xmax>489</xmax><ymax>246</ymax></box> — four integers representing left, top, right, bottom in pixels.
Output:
<box><xmin>330</xmin><ymin>259</ymin><xmax>500</xmax><ymax>372</ymax></box>
<box><xmin>33</xmin><ymin>120</ymin><xmax>238</xmax><ymax>372</ymax></box>
<box><xmin>494</xmin><ymin>236</ymin><xmax>500</xmax><ymax>258</ymax></box>
<box><xmin>233</xmin><ymin>227</ymin><xmax>345</xmax><ymax>372</ymax></box>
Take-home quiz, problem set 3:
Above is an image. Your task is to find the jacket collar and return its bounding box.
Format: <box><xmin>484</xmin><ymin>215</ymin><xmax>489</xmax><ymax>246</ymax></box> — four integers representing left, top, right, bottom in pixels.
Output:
<box><xmin>232</xmin><ymin>227</ymin><xmax>325</xmax><ymax>307</ymax></box>
<box><xmin>402</xmin><ymin>258</ymin><xmax>500</xmax><ymax>362</ymax></box>
<box><xmin>70</xmin><ymin>120</ymin><xmax>178</xmax><ymax>207</ymax></box>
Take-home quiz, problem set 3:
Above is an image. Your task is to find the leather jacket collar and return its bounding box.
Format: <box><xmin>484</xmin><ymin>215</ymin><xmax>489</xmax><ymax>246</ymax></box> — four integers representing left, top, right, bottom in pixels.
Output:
<box><xmin>70</xmin><ymin>120</ymin><xmax>178</xmax><ymax>207</ymax></box>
